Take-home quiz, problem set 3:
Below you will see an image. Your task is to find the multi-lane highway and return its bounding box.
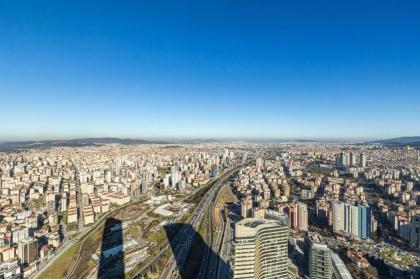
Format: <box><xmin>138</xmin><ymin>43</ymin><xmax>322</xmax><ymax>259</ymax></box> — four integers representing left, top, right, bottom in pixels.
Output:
<box><xmin>158</xmin><ymin>166</ymin><xmax>242</xmax><ymax>279</ymax></box>
<box><xmin>216</xmin><ymin>185</ymin><xmax>239</xmax><ymax>279</ymax></box>
<box><xmin>74</xmin><ymin>165</ymin><xmax>84</xmax><ymax>232</ymax></box>
<box><xmin>198</xmin><ymin>183</ymin><xmax>226</xmax><ymax>279</ymax></box>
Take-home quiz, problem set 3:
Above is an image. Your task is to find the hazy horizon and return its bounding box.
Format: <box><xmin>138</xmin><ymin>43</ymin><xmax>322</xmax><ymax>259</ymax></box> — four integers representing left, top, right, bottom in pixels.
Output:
<box><xmin>0</xmin><ymin>135</ymin><xmax>418</xmax><ymax>143</ymax></box>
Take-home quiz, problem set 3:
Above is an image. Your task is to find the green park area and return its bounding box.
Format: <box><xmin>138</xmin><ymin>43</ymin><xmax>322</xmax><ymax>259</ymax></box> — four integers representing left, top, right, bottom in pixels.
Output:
<box><xmin>379</xmin><ymin>247</ymin><xmax>416</xmax><ymax>267</ymax></box>
<box><xmin>304</xmin><ymin>163</ymin><xmax>335</xmax><ymax>175</ymax></box>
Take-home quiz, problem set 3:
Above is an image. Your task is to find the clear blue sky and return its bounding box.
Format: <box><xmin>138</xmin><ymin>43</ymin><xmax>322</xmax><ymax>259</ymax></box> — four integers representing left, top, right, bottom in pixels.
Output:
<box><xmin>1</xmin><ymin>1</ymin><xmax>420</xmax><ymax>140</ymax></box>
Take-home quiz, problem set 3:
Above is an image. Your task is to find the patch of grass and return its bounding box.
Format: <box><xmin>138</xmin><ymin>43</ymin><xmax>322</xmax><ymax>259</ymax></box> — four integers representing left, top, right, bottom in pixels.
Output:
<box><xmin>38</xmin><ymin>241</ymin><xmax>81</xmax><ymax>278</ymax></box>
<box><xmin>145</xmin><ymin>230</ymin><xmax>165</xmax><ymax>243</ymax></box>
<box><xmin>69</xmin><ymin>225</ymin><xmax>104</xmax><ymax>279</ymax></box>
<box><xmin>304</xmin><ymin>163</ymin><xmax>334</xmax><ymax>175</ymax></box>
<box><xmin>128</xmin><ymin>226</ymin><xmax>139</xmax><ymax>237</ymax></box>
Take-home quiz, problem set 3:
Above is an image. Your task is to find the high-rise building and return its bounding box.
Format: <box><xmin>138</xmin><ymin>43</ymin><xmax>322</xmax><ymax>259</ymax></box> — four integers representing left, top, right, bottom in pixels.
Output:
<box><xmin>211</xmin><ymin>164</ymin><xmax>219</xmax><ymax>176</ymax></box>
<box><xmin>333</xmin><ymin>201</ymin><xmax>371</xmax><ymax>239</ymax></box>
<box><xmin>358</xmin><ymin>205</ymin><xmax>372</xmax><ymax>239</ymax></box>
<box><xmin>406</xmin><ymin>181</ymin><xmax>414</xmax><ymax>192</ymax></box>
<box><xmin>240</xmin><ymin>199</ymin><xmax>253</xmax><ymax>219</ymax></box>
<box><xmin>298</xmin><ymin>202</ymin><xmax>309</xmax><ymax>231</ymax></box>
<box><xmin>348</xmin><ymin>204</ymin><xmax>359</xmax><ymax>238</ymax></box>
<box><xmin>332</xmin><ymin>202</ymin><xmax>345</xmax><ymax>232</ymax></box>
<box><xmin>288</xmin><ymin>202</ymin><xmax>308</xmax><ymax>231</ymax></box>
<box><xmin>140</xmin><ymin>180</ymin><xmax>148</xmax><ymax>194</ymax></box>
<box><xmin>342</xmin><ymin>203</ymin><xmax>359</xmax><ymax>237</ymax></box>
<box><xmin>18</xmin><ymin>238</ymin><xmax>38</xmax><ymax>265</ymax></box>
<box><xmin>409</xmin><ymin>215</ymin><xmax>420</xmax><ymax>251</ymax></box>
<box><xmin>337</xmin><ymin>152</ymin><xmax>350</xmax><ymax>167</ymax></box>
<box><xmin>359</xmin><ymin>153</ymin><xmax>367</xmax><ymax>168</ymax></box>
<box><xmin>349</xmin><ymin>152</ymin><xmax>356</xmax><ymax>166</ymax></box>
<box><xmin>305</xmin><ymin>232</ymin><xmax>332</xmax><ymax>279</ymax></box>
<box><xmin>256</xmin><ymin>157</ymin><xmax>264</xmax><ymax>169</ymax></box>
<box><xmin>289</xmin><ymin>204</ymin><xmax>298</xmax><ymax>229</ymax></box>
<box><xmin>233</xmin><ymin>216</ymin><xmax>289</xmax><ymax>279</ymax></box>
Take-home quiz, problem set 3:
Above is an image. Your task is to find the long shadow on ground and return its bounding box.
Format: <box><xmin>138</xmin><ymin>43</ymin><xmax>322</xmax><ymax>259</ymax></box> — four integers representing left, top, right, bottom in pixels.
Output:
<box><xmin>163</xmin><ymin>223</ymin><xmax>232</xmax><ymax>279</ymax></box>
<box><xmin>98</xmin><ymin>218</ymin><xmax>125</xmax><ymax>279</ymax></box>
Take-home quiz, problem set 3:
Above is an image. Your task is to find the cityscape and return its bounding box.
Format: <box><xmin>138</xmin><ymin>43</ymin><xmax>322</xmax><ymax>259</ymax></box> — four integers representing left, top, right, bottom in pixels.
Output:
<box><xmin>0</xmin><ymin>140</ymin><xmax>419</xmax><ymax>279</ymax></box>
<box><xmin>1</xmin><ymin>1</ymin><xmax>420</xmax><ymax>279</ymax></box>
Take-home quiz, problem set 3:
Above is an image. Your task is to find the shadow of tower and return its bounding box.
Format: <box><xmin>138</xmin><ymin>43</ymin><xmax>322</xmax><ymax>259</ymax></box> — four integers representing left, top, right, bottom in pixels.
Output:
<box><xmin>98</xmin><ymin>218</ymin><xmax>125</xmax><ymax>279</ymax></box>
<box><xmin>163</xmin><ymin>222</ymin><xmax>232</xmax><ymax>279</ymax></box>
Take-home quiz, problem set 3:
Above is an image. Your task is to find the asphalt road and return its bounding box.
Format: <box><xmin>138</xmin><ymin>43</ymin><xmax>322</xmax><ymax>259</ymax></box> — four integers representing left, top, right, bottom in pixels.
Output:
<box><xmin>158</xmin><ymin>167</ymin><xmax>243</xmax><ymax>279</ymax></box>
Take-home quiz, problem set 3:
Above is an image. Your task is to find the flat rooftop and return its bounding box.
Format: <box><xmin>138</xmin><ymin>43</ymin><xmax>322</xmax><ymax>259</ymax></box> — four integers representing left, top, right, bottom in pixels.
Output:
<box><xmin>244</xmin><ymin>220</ymin><xmax>266</xmax><ymax>228</ymax></box>
<box><xmin>309</xmin><ymin>233</ymin><xmax>327</xmax><ymax>245</ymax></box>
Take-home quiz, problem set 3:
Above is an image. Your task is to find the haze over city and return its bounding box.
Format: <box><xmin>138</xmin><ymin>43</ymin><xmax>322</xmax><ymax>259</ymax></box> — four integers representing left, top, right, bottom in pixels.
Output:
<box><xmin>1</xmin><ymin>1</ymin><xmax>420</xmax><ymax>140</ymax></box>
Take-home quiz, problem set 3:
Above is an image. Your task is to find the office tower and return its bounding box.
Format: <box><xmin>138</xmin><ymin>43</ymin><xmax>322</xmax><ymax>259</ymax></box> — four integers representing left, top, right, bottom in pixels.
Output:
<box><xmin>409</xmin><ymin>215</ymin><xmax>420</xmax><ymax>251</ymax></box>
<box><xmin>234</xmin><ymin>215</ymin><xmax>289</xmax><ymax>279</ymax></box>
<box><xmin>305</xmin><ymin>232</ymin><xmax>332</xmax><ymax>279</ymax></box>
<box><xmin>359</xmin><ymin>153</ymin><xmax>367</xmax><ymax>168</ymax></box>
<box><xmin>332</xmin><ymin>202</ymin><xmax>345</xmax><ymax>232</ymax></box>
<box><xmin>358</xmin><ymin>205</ymin><xmax>372</xmax><ymax>239</ymax></box>
<box><xmin>349</xmin><ymin>152</ymin><xmax>356</xmax><ymax>166</ymax></box>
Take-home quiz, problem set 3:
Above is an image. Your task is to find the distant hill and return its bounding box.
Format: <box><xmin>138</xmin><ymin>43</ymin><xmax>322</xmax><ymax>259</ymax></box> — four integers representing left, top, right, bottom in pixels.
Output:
<box><xmin>367</xmin><ymin>136</ymin><xmax>420</xmax><ymax>147</ymax></box>
<box><xmin>173</xmin><ymin>138</ymin><xmax>222</xmax><ymax>144</ymax></box>
<box><xmin>0</xmin><ymin>137</ymin><xmax>170</xmax><ymax>151</ymax></box>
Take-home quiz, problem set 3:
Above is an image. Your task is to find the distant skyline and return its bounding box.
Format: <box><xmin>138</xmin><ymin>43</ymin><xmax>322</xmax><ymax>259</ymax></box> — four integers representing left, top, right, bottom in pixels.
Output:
<box><xmin>1</xmin><ymin>1</ymin><xmax>420</xmax><ymax>140</ymax></box>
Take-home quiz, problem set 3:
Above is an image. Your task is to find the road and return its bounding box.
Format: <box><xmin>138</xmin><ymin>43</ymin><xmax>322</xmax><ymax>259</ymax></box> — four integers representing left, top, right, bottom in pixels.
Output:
<box><xmin>129</xmin><ymin>166</ymin><xmax>242</xmax><ymax>279</ymax></box>
<box><xmin>157</xmin><ymin>166</ymin><xmax>242</xmax><ymax>279</ymax></box>
<box><xmin>198</xmin><ymin>183</ymin><xmax>226</xmax><ymax>279</ymax></box>
<box><xmin>216</xmin><ymin>185</ymin><xmax>239</xmax><ymax>279</ymax></box>
<box><xmin>74</xmin><ymin>165</ymin><xmax>84</xmax><ymax>232</ymax></box>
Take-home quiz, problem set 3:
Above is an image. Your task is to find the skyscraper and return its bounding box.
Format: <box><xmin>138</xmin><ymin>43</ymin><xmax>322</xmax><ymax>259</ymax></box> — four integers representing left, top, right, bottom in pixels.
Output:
<box><xmin>233</xmin><ymin>215</ymin><xmax>289</xmax><ymax>279</ymax></box>
<box><xmin>337</xmin><ymin>152</ymin><xmax>350</xmax><ymax>167</ymax></box>
<box><xmin>333</xmin><ymin>201</ymin><xmax>372</xmax><ymax>239</ymax></box>
<box><xmin>349</xmin><ymin>204</ymin><xmax>359</xmax><ymax>238</ymax></box>
<box><xmin>288</xmin><ymin>203</ymin><xmax>298</xmax><ymax>229</ymax></box>
<box><xmin>349</xmin><ymin>152</ymin><xmax>356</xmax><ymax>166</ymax></box>
<box><xmin>240</xmin><ymin>199</ymin><xmax>253</xmax><ymax>219</ymax></box>
<box><xmin>305</xmin><ymin>232</ymin><xmax>333</xmax><ymax>279</ymax></box>
<box><xmin>409</xmin><ymin>214</ymin><xmax>420</xmax><ymax>251</ymax></box>
<box><xmin>256</xmin><ymin>157</ymin><xmax>264</xmax><ymax>169</ymax></box>
<box><xmin>332</xmin><ymin>202</ymin><xmax>345</xmax><ymax>232</ymax></box>
<box><xmin>18</xmin><ymin>237</ymin><xmax>39</xmax><ymax>265</ymax></box>
<box><xmin>298</xmin><ymin>202</ymin><xmax>309</xmax><ymax>231</ymax></box>
<box><xmin>358</xmin><ymin>205</ymin><xmax>372</xmax><ymax>239</ymax></box>
<box><xmin>289</xmin><ymin>202</ymin><xmax>308</xmax><ymax>231</ymax></box>
<box><xmin>359</xmin><ymin>153</ymin><xmax>367</xmax><ymax>168</ymax></box>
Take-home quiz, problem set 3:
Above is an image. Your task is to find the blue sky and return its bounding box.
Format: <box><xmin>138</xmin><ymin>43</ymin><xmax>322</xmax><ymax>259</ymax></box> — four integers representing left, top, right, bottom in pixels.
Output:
<box><xmin>1</xmin><ymin>1</ymin><xmax>420</xmax><ymax>140</ymax></box>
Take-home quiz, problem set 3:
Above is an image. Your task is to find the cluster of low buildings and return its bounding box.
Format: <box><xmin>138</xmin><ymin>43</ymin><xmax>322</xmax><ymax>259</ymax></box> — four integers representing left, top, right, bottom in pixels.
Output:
<box><xmin>0</xmin><ymin>143</ymin><xmax>242</xmax><ymax>277</ymax></box>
